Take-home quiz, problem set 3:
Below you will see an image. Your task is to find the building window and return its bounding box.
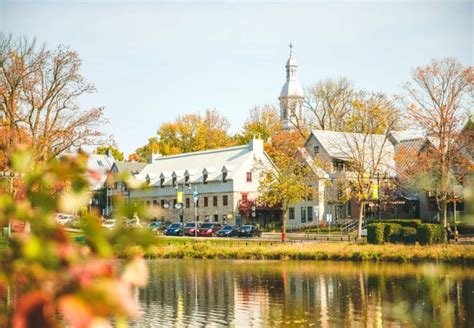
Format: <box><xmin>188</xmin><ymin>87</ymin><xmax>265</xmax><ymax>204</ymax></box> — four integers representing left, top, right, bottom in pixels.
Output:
<box><xmin>333</xmin><ymin>160</ymin><xmax>345</xmax><ymax>172</ymax></box>
<box><xmin>213</xmin><ymin>214</ymin><xmax>219</xmax><ymax>222</ymax></box>
<box><xmin>160</xmin><ymin>178</ymin><xmax>164</xmax><ymax>188</ymax></box>
<box><xmin>204</xmin><ymin>196</ymin><xmax>208</xmax><ymax>207</ymax></box>
<box><xmin>313</xmin><ymin>146</ymin><xmax>319</xmax><ymax>154</ymax></box>
<box><xmin>186</xmin><ymin>198</ymin><xmax>190</xmax><ymax>208</ymax></box>
<box><xmin>196</xmin><ymin>200</ymin><xmax>199</xmax><ymax>208</ymax></box>
<box><xmin>173</xmin><ymin>199</ymin><xmax>177</xmax><ymax>207</ymax></box>
<box><xmin>160</xmin><ymin>199</ymin><xmax>165</xmax><ymax>208</ymax></box>
<box><xmin>172</xmin><ymin>177</ymin><xmax>177</xmax><ymax>188</ymax></box>
<box><xmin>153</xmin><ymin>200</ymin><xmax>158</xmax><ymax>206</ymax></box>
<box><xmin>213</xmin><ymin>196</ymin><xmax>218</xmax><ymax>206</ymax></box>
<box><xmin>203</xmin><ymin>173</ymin><xmax>208</xmax><ymax>184</ymax></box>
<box><xmin>301</xmin><ymin>207</ymin><xmax>306</xmax><ymax>223</ymax></box>
<box><xmin>97</xmin><ymin>160</ymin><xmax>104</xmax><ymax>167</ymax></box>
<box><xmin>246</xmin><ymin>172</ymin><xmax>252</xmax><ymax>183</ymax></box>
<box><xmin>223</xmin><ymin>195</ymin><xmax>228</xmax><ymax>206</ymax></box>
<box><xmin>185</xmin><ymin>175</ymin><xmax>190</xmax><ymax>186</ymax></box>
<box><xmin>146</xmin><ymin>200</ymin><xmax>151</xmax><ymax>206</ymax></box>
<box><xmin>289</xmin><ymin>207</ymin><xmax>295</xmax><ymax>220</ymax></box>
<box><xmin>307</xmin><ymin>206</ymin><xmax>313</xmax><ymax>222</ymax></box>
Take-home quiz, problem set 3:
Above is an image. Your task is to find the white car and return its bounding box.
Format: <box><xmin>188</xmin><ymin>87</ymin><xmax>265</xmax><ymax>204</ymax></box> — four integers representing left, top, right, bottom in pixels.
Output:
<box><xmin>102</xmin><ymin>219</ymin><xmax>117</xmax><ymax>229</ymax></box>
<box><xmin>55</xmin><ymin>213</ymin><xmax>75</xmax><ymax>225</ymax></box>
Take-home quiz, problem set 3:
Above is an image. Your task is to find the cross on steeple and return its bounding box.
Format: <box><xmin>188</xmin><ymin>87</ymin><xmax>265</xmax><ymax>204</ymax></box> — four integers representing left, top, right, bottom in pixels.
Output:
<box><xmin>289</xmin><ymin>43</ymin><xmax>293</xmax><ymax>56</ymax></box>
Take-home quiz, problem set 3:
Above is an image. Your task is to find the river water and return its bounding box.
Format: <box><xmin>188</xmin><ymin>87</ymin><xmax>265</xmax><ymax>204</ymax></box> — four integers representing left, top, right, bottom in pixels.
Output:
<box><xmin>131</xmin><ymin>260</ymin><xmax>474</xmax><ymax>327</ymax></box>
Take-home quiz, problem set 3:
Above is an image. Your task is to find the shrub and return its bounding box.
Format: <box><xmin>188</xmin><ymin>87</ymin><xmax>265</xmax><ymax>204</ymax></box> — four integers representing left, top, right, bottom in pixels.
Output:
<box><xmin>417</xmin><ymin>224</ymin><xmax>447</xmax><ymax>245</ymax></box>
<box><xmin>384</xmin><ymin>223</ymin><xmax>402</xmax><ymax>243</ymax></box>
<box><xmin>399</xmin><ymin>227</ymin><xmax>417</xmax><ymax>244</ymax></box>
<box><xmin>367</xmin><ymin>223</ymin><xmax>386</xmax><ymax>244</ymax></box>
<box><xmin>383</xmin><ymin>219</ymin><xmax>421</xmax><ymax>228</ymax></box>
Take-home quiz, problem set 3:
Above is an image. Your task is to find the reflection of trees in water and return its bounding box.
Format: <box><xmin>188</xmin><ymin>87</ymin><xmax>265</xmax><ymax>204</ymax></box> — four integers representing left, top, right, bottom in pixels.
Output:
<box><xmin>134</xmin><ymin>260</ymin><xmax>473</xmax><ymax>327</ymax></box>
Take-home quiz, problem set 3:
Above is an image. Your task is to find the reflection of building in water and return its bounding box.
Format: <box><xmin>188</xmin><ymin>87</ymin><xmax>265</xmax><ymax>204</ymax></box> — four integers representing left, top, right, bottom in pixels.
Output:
<box><xmin>135</xmin><ymin>260</ymin><xmax>235</xmax><ymax>326</ymax></box>
<box><xmin>132</xmin><ymin>261</ymin><xmax>473</xmax><ymax>327</ymax></box>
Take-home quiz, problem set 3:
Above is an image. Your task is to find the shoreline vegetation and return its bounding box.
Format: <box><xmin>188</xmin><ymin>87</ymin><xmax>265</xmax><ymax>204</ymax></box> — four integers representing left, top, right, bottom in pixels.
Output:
<box><xmin>116</xmin><ymin>237</ymin><xmax>474</xmax><ymax>264</ymax></box>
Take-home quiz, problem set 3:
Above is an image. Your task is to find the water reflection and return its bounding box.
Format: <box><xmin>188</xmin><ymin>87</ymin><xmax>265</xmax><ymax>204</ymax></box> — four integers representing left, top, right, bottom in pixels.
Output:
<box><xmin>132</xmin><ymin>260</ymin><xmax>474</xmax><ymax>327</ymax></box>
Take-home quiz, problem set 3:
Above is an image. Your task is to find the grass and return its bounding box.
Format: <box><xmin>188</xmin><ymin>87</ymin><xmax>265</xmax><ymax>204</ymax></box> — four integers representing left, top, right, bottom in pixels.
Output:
<box><xmin>114</xmin><ymin>238</ymin><xmax>474</xmax><ymax>264</ymax></box>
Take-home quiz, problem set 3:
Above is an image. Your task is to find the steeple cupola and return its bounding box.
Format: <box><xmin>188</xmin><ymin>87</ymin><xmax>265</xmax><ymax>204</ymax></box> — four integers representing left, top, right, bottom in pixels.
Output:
<box><xmin>279</xmin><ymin>43</ymin><xmax>304</xmax><ymax>130</ymax></box>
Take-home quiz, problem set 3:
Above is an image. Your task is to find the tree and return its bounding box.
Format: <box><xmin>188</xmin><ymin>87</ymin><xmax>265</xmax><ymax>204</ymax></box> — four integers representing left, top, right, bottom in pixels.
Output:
<box><xmin>95</xmin><ymin>145</ymin><xmax>124</xmax><ymax>161</ymax></box>
<box><xmin>238</xmin><ymin>105</ymin><xmax>282</xmax><ymax>144</ymax></box>
<box><xmin>0</xmin><ymin>148</ymin><xmax>155</xmax><ymax>326</ymax></box>
<box><xmin>0</xmin><ymin>34</ymin><xmax>106</xmax><ymax>165</ymax></box>
<box><xmin>129</xmin><ymin>137</ymin><xmax>160</xmax><ymax>162</ymax></box>
<box><xmin>403</xmin><ymin>58</ymin><xmax>474</xmax><ymax>227</ymax></box>
<box><xmin>157</xmin><ymin>108</ymin><xmax>234</xmax><ymax>155</ymax></box>
<box><xmin>304</xmin><ymin>77</ymin><xmax>355</xmax><ymax>131</ymax></box>
<box><xmin>304</xmin><ymin>78</ymin><xmax>402</xmax><ymax>134</ymax></box>
<box><xmin>258</xmin><ymin>130</ymin><xmax>313</xmax><ymax>242</ymax></box>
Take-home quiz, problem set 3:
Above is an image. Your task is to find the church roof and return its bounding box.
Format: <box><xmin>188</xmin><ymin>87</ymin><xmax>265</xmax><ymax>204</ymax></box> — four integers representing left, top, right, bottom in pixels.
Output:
<box><xmin>280</xmin><ymin>80</ymin><xmax>304</xmax><ymax>98</ymax></box>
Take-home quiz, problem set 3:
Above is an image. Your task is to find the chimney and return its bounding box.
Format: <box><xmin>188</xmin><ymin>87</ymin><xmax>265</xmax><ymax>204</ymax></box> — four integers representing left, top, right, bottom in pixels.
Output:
<box><xmin>148</xmin><ymin>152</ymin><xmax>162</xmax><ymax>163</ymax></box>
<box><xmin>249</xmin><ymin>137</ymin><xmax>264</xmax><ymax>154</ymax></box>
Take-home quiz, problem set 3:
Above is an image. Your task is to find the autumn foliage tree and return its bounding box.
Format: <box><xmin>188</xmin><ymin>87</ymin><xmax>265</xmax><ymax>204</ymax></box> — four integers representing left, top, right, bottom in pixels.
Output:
<box><xmin>154</xmin><ymin>109</ymin><xmax>234</xmax><ymax>155</ymax></box>
<box><xmin>95</xmin><ymin>145</ymin><xmax>124</xmax><ymax>161</ymax></box>
<box><xmin>258</xmin><ymin>130</ymin><xmax>313</xmax><ymax>242</ymax></box>
<box><xmin>0</xmin><ymin>34</ymin><xmax>106</xmax><ymax>166</ymax></box>
<box><xmin>0</xmin><ymin>148</ymin><xmax>155</xmax><ymax>327</ymax></box>
<box><xmin>403</xmin><ymin>58</ymin><xmax>474</xmax><ymax>227</ymax></box>
<box><xmin>238</xmin><ymin>105</ymin><xmax>283</xmax><ymax>144</ymax></box>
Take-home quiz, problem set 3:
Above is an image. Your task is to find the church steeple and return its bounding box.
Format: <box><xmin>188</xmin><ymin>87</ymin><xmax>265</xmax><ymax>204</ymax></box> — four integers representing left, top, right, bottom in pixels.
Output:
<box><xmin>279</xmin><ymin>43</ymin><xmax>304</xmax><ymax>130</ymax></box>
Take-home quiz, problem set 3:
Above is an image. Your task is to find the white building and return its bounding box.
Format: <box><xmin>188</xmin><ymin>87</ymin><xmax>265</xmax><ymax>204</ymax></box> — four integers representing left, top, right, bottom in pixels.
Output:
<box><xmin>287</xmin><ymin>129</ymin><xmax>399</xmax><ymax>228</ymax></box>
<box><xmin>109</xmin><ymin>139</ymin><xmax>279</xmax><ymax>225</ymax></box>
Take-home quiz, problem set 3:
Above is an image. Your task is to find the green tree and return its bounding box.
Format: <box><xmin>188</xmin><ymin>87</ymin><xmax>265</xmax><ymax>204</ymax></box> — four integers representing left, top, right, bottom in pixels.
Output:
<box><xmin>95</xmin><ymin>145</ymin><xmax>124</xmax><ymax>161</ymax></box>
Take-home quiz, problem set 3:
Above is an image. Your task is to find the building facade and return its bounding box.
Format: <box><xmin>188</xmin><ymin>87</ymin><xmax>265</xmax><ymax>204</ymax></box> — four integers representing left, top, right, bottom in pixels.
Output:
<box><xmin>108</xmin><ymin>139</ymin><xmax>279</xmax><ymax>225</ymax></box>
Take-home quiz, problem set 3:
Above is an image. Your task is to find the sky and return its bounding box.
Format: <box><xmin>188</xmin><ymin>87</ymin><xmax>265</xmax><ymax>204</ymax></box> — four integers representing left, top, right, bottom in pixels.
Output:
<box><xmin>1</xmin><ymin>0</ymin><xmax>472</xmax><ymax>155</ymax></box>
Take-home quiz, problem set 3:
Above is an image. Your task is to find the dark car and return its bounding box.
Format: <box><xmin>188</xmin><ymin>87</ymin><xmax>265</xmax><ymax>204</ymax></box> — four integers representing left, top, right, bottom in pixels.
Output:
<box><xmin>165</xmin><ymin>222</ymin><xmax>184</xmax><ymax>236</ymax></box>
<box><xmin>197</xmin><ymin>223</ymin><xmax>222</xmax><ymax>237</ymax></box>
<box><xmin>216</xmin><ymin>225</ymin><xmax>238</xmax><ymax>237</ymax></box>
<box><xmin>183</xmin><ymin>222</ymin><xmax>201</xmax><ymax>236</ymax></box>
<box><xmin>237</xmin><ymin>225</ymin><xmax>261</xmax><ymax>237</ymax></box>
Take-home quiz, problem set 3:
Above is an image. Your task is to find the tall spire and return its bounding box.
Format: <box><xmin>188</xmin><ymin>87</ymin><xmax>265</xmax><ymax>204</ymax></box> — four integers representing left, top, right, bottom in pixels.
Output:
<box><xmin>286</xmin><ymin>43</ymin><xmax>298</xmax><ymax>82</ymax></box>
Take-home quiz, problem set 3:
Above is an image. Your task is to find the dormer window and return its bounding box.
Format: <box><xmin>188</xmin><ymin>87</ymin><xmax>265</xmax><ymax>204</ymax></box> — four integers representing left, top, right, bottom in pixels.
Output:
<box><xmin>160</xmin><ymin>177</ymin><xmax>164</xmax><ymax>188</ymax></box>
<box><xmin>313</xmin><ymin>146</ymin><xmax>319</xmax><ymax>154</ymax></box>
<box><xmin>185</xmin><ymin>175</ymin><xmax>190</xmax><ymax>186</ymax></box>
<box><xmin>246</xmin><ymin>172</ymin><xmax>252</xmax><ymax>183</ymax></box>
<box><xmin>222</xmin><ymin>171</ymin><xmax>227</xmax><ymax>183</ymax></box>
<box><xmin>203</xmin><ymin>173</ymin><xmax>208</xmax><ymax>184</ymax></box>
<box><xmin>172</xmin><ymin>177</ymin><xmax>177</xmax><ymax>188</ymax></box>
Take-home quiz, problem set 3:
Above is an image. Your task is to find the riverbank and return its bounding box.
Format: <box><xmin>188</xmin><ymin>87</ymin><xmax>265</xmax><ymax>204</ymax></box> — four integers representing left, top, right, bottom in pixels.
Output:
<box><xmin>118</xmin><ymin>239</ymin><xmax>474</xmax><ymax>264</ymax></box>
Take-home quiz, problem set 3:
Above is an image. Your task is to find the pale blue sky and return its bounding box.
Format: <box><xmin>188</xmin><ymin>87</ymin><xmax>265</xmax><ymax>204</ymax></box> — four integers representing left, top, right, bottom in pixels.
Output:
<box><xmin>1</xmin><ymin>1</ymin><xmax>472</xmax><ymax>155</ymax></box>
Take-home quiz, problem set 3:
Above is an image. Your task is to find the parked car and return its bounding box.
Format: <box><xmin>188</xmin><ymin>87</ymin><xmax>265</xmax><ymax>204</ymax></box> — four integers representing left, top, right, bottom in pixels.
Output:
<box><xmin>55</xmin><ymin>213</ymin><xmax>76</xmax><ymax>225</ymax></box>
<box><xmin>165</xmin><ymin>222</ymin><xmax>184</xmax><ymax>236</ymax></box>
<box><xmin>183</xmin><ymin>222</ymin><xmax>201</xmax><ymax>236</ymax></box>
<box><xmin>197</xmin><ymin>223</ymin><xmax>222</xmax><ymax>237</ymax></box>
<box><xmin>148</xmin><ymin>221</ymin><xmax>164</xmax><ymax>234</ymax></box>
<box><xmin>216</xmin><ymin>225</ymin><xmax>238</xmax><ymax>237</ymax></box>
<box><xmin>237</xmin><ymin>225</ymin><xmax>261</xmax><ymax>237</ymax></box>
<box><xmin>102</xmin><ymin>219</ymin><xmax>117</xmax><ymax>229</ymax></box>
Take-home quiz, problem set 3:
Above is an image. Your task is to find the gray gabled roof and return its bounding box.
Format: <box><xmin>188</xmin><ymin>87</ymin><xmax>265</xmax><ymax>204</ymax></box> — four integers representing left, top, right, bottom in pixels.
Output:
<box><xmin>308</xmin><ymin>129</ymin><xmax>396</xmax><ymax>173</ymax></box>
